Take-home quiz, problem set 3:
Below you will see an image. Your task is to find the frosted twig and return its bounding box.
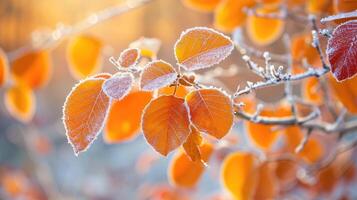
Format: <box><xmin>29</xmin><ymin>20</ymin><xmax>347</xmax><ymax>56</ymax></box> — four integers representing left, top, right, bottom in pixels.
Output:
<box><xmin>234</xmin><ymin>67</ymin><xmax>328</xmax><ymax>97</ymax></box>
<box><xmin>321</xmin><ymin>10</ymin><xmax>357</xmax><ymax>23</ymax></box>
<box><xmin>7</xmin><ymin>0</ymin><xmax>152</xmax><ymax>61</ymax></box>
<box><xmin>295</xmin><ymin>128</ymin><xmax>313</xmax><ymax>153</ymax></box>
<box><xmin>310</xmin><ymin>15</ymin><xmax>329</xmax><ymax>70</ymax></box>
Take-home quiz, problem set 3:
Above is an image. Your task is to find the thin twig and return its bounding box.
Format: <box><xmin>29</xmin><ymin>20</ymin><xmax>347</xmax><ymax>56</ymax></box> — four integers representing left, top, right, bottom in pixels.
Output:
<box><xmin>7</xmin><ymin>0</ymin><xmax>152</xmax><ymax>61</ymax></box>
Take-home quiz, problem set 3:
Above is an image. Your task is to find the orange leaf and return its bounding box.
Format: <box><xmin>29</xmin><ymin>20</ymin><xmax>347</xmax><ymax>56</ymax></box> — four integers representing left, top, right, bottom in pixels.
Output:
<box><xmin>302</xmin><ymin>77</ymin><xmax>323</xmax><ymax>105</ymax></box>
<box><xmin>246</xmin><ymin>104</ymin><xmax>292</xmax><ymax>149</ymax></box>
<box><xmin>306</xmin><ymin>0</ymin><xmax>331</xmax><ymax>14</ymax></box>
<box><xmin>168</xmin><ymin>142</ymin><xmax>213</xmax><ymax>188</ymax></box>
<box><xmin>104</xmin><ymin>90</ymin><xmax>153</xmax><ymax>143</ymax></box>
<box><xmin>292</xmin><ymin>33</ymin><xmax>321</xmax><ymax>65</ymax></box>
<box><xmin>63</xmin><ymin>77</ymin><xmax>110</xmax><ymax>155</ymax></box>
<box><xmin>283</xmin><ymin>126</ymin><xmax>324</xmax><ymax>163</ymax></box>
<box><xmin>4</xmin><ymin>84</ymin><xmax>35</xmax><ymax>123</ymax></box>
<box><xmin>102</xmin><ymin>72</ymin><xmax>133</xmax><ymax>100</ymax></box>
<box><xmin>333</xmin><ymin>0</ymin><xmax>357</xmax><ymax>13</ymax></box>
<box><xmin>11</xmin><ymin>50</ymin><xmax>51</xmax><ymax>89</ymax></box>
<box><xmin>214</xmin><ymin>0</ymin><xmax>256</xmax><ymax>32</ymax></box>
<box><xmin>182</xmin><ymin>0</ymin><xmax>221</xmax><ymax>12</ymax></box>
<box><xmin>0</xmin><ymin>48</ymin><xmax>8</xmax><ymax>87</ymax></box>
<box><xmin>182</xmin><ymin>126</ymin><xmax>203</xmax><ymax>161</ymax></box>
<box><xmin>142</xmin><ymin>95</ymin><xmax>191</xmax><ymax>156</ymax></box>
<box><xmin>254</xmin><ymin>162</ymin><xmax>278</xmax><ymax>200</ymax></box>
<box><xmin>185</xmin><ymin>88</ymin><xmax>234</xmax><ymax>139</ymax></box>
<box><xmin>118</xmin><ymin>48</ymin><xmax>140</xmax><ymax>68</ymax></box>
<box><xmin>140</xmin><ymin>60</ymin><xmax>177</xmax><ymax>91</ymax></box>
<box><xmin>174</xmin><ymin>27</ymin><xmax>234</xmax><ymax>71</ymax></box>
<box><xmin>327</xmin><ymin>74</ymin><xmax>357</xmax><ymax>113</ymax></box>
<box><xmin>246</xmin><ymin>5</ymin><xmax>284</xmax><ymax>46</ymax></box>
<box><xmin>221</xmin><ymin>152</ymin><xmax>258</xmax><ymax>200</ymax></box>
<box><xmin>158</xmin><ymin>85</ymin><xmax>189</xmax><ymax>98</ymax></box>
<box><xmin>274</xmin><ymin>160</ymin><xmax>298</xmax><ymax>189</ymax></box>
<box><xmin>67</xmin><ymin>35</ymin><xmax>102</xmax><ymax>79</ymax></box>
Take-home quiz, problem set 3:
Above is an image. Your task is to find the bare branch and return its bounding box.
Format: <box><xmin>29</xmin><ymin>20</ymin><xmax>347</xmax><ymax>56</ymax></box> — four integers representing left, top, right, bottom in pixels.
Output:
<box><xmin>321</xmin><ymin>10</ymin><xmax>357</xmax><ymax>23</ymax></box>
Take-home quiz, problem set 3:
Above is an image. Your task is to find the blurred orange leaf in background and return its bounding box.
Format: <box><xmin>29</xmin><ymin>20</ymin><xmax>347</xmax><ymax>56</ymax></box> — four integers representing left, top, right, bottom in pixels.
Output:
<box><xmin>104</xmin><ymin>90</ymin><xmax>153</xmax><ymax>143</ymax></box>
<box><xmin>214</xmin><ymin>0</ymin><xmax>256</xmax><ymax>32</ymax></box>
<box><xmin>4</xmin><ymin>84</ymin><xmax>35</xmax><ymax>123</ymax></box>
<box><xmin>246</xmin><ymin>5</ymin><xmax>284</xmax><ymax>46</ymax></box>
<box><xmin>221</xmin><ymin>152</ymin><xmax>258</xmax><ymax>200</ymax></box>
<box><xmin>67</xmin><ymin>35</ymin><xmax>102</xmax><ymax>79</ymax></box>
<box><xmin>11</xmin><ymin>50</ymin><xmax>51</xmax><ymax>89</ymax></box>
<box><xmin>168</xmin><ymin>142</ymin><xmax>213</xmax><ymax>188</ymax></box>
<box><xmin>0</xmin><ymin>48</ymin><xmax>9</xmax><ymax>87</ymax></box>
<box><xmin>182</xmin><ymin>0</ymin><xmax>221</xmax><ymax>12</ymax></box>
<box><xmin>246</xmin><ymin>104</ymin><xmax>291</xmax><ymax>149</ymax></box>
<box><xmin>327</xmin><ymin>74</ymin><xmax>357</xmax><ymax>113</ymax></box>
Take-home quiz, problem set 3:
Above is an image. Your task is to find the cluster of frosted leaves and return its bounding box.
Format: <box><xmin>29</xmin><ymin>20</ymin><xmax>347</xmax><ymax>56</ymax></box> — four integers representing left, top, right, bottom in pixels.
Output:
<box><xmin>63</xmin><ymin>44</ymin><xmax>148</xmax><ymax>154</ymax></box>
<box><xmin>63</xmin><ymin>27</ymin><xmax>235</xmax><ymax>161</ymax></box>
<box><xmin>327</xmin><ymin>20</ymin><xmax>357</xmax><ymax>81</ymax></box>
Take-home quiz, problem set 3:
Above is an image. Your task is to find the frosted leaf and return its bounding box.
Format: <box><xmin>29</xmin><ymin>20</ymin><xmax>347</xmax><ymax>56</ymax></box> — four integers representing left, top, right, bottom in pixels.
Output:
<box><xmin>140</xmin><ymin>60</ymin><xmax>177</xmax><ymax>91</ymax></box>
<box><xmin>118</xmin><ymin>48</ymin><xmax>140</xmax><ymax>68</ymax></box>
<box><xmin>327</xmin><ymin>20</ymin><xmax>357</xmax><ymax>81</ymax></box>
<box><xmin>63</xmin><ymin>77</ymin><xmax>110</xmax><ymax>155</ymax></box>
<box><xmin>174</xmin><ymin>27</ymin><xmax>234</xmax><ymax>71</ymax></box>
<box><xmin>102</xmin><ymin>72</ymin><xmax>133</xmax><ymax>100</ymax></box>
<box><xmin>142</xmin><ymin>95</ymin><xmax>190</xmax><ymax>156</ymax></box>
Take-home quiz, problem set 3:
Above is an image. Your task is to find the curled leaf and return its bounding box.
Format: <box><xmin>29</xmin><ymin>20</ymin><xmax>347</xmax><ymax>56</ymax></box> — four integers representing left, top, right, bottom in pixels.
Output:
<box><xmin>140</xmin><ymin>60</ymin><xmax>177</xmax><ymax>91</ymax></box>
<box><xmin>63</xmin><ymin>77</ymin><xmax>110</xmax><ymax>155</ymax></box>
<box><xmin>102</xmin><ymin>73</ymin><xmax>133</xmax><ymax>100</ymax></box>
<box><xmin>185</xmin><ymin>88</ymin><xmax>234</xmax><ymax>139</ymax></box>
<box><xmin>142</xmin><ymin>95</ymin><xmax>191</xmax><ymax>156</ymax></box>
<box><xmin>183</xmin><ymin>126</ymin><xmax>203</xmax><ymax>161</ymax></box>
<box><xmin>174</xmin><ymin>27</ymin><xmax>234</xmax><ymax>71</ymax></box>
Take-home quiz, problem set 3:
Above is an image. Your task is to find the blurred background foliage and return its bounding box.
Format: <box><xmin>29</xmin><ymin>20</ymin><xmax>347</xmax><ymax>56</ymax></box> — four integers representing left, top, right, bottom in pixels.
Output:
<box><xmin>0</xmin><ymin>0</ymin><xmax>233</xmax><ymax>199</ymax></box>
